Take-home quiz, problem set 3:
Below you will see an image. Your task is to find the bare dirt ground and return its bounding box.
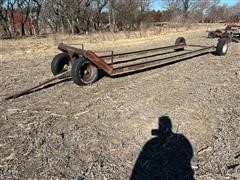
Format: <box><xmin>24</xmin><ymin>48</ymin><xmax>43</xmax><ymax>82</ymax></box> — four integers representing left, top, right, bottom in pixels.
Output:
<box><xmin>0</xmin><ymin>25</ymin><xmax>240</xmax><ymax>179</ymax></box>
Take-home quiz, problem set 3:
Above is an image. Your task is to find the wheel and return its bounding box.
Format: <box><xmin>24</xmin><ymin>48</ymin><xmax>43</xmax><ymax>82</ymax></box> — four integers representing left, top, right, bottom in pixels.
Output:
<box><xmin>221</xmin><ymin>32</ymin><xmax>232</xmax><ymax>43</ymax></box>
<box><xmin>175</xmin><ymin>37</ymin><xmax>186</xmax><ymax>51</ymax></box>
<box><xmin>71</xmin><ymin>57</ymin><xmax>99</xmax><ymax>86</ymax></box>
<box><xmin>208</xmin><ymin>31</ymin><xmax>216</xmax><ymax>38</ymax></box>
<box><xmin>51</xmin><ymin>53</ymin><xmax>70</xmax><ymax>75</ymax></box>
<box><xmin>215</xmin><ymin>38</ymin><xmax>229</xmax><ymax>56</ymax></box>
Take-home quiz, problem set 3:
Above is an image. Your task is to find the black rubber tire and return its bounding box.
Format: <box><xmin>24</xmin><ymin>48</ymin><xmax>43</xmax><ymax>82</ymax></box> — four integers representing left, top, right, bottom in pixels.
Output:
<box><xmin>221</xmin><ymin>32</ymin><xmax>232</xmax><ymax>43</ymax></box>
<box><xmin>71</xmin><ymin>57</ymin><xmax>99</xmax><ymax>86</ymax></box>
<box><xmin>208</xmin><ymin>32</ymin><xmax>216</xmax><ymax>38</ymax></box>
<box><xmin>215</xmin><ymin>38</ymin><xmax>228</xmax><ymax>56</ymax></box>
<box><xmin>175</xmin><ymin>37</ymin><xmax>186</xmax><ymax>51</ymax></box>
<box><xmin>51</xmin><ymin>53</ymin><xmax>70</xmax><ymax>75</ymax></box>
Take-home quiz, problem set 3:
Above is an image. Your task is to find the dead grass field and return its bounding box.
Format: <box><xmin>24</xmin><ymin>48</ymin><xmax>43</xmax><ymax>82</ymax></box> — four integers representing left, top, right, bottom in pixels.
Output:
<box><xmin>0</xmin><ymin>23</ymin><xmax>240</xmax><ymax>179</ymax></box>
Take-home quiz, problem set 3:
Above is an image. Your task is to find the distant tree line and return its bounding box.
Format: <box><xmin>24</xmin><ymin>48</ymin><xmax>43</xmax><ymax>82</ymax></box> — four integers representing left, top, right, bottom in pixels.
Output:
<box><xmin>0</xmin><ymin>0</ymin><xmax>240</xmax><ymax>38</ymax></box>
<box><xmin>161</xmin><ymin>0</ymin><xmax>240</xmax><ymax>23</ymax></box>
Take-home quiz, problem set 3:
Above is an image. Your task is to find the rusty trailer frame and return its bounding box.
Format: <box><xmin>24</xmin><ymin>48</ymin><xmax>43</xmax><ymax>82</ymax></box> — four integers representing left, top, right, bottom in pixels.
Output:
<box><xmin>4</xmin><ymin>37</ymin><xmax>229</xmax><ymax>100</ymax></box>
<box><xmin>58</xmin><ymin>42</ymin><xmax>214</xmax><ymax>77</ymax></box>
<box><xmin>55</xmin><ymin>36</ymin><xmax>229</xmax><ymax>86</ymax></box>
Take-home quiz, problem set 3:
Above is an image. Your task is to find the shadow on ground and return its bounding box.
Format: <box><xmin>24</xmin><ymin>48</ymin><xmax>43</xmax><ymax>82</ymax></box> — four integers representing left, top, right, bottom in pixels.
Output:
<box><xmin>130</xmin><ymin>116</ymin><xmax>194</xmax><ymax>180</ymax></box>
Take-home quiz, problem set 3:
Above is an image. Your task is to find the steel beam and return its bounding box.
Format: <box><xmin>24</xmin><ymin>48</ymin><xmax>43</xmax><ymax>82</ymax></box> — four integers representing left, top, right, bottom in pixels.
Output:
<box><xmin>111</xmin><ymin>46</ymin><xmax>215</xmax><ymax>75</ymax></box>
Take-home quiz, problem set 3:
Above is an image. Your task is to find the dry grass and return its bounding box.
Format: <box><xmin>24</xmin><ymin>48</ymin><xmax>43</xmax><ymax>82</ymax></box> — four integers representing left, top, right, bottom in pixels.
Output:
<box><xmin>1</xmin><ymin>23</ymin><xmax>239</xmax><ymax>179</ymax></box>
<box><xmin>1</xmin><ymin>23</ymin><xmax>224</xmax><ymax>61</ymax></box>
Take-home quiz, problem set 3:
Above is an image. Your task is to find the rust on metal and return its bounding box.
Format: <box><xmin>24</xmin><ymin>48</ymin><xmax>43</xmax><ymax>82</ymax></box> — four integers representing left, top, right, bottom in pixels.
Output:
<box><xmin>58</xmin><ymin>43</ymin><xmax>86</xmax><ymax>57</ymax></box>
<box><xmin>111</xmin><ymin>46</ymin><xmax>215</xmax><ymax>75</ymax></box>
<box><xmin>99</xmin><ymin>44</ymin><xmax>186</xmax><ymax>58</ymax></box>
<box><xmin>84</xmin><ymin>50</ymin><xmax>114</xmax><ymax>74</ymax></box>
<box><xmin>111</xmin><ymin>51</ymin><xmax>114</xmax><ymax>67</ymax></box>
<box><xmin>3</xmin><ymin>39</ymin><xmax>223</xmax><ymax>100</ymax></box>
<box><xmin>58</xmin><ymin>43</ymin><xmax>113</xmax><ymax>74</ymax></box>
<box><xmin>57</xmin><ymin>42</ymin><xmax>216</xmax><ymax>77</ymax></box>
<box><xmin>108</xmin><ymin>51</ymin><xmax>176</xmax><ymax>66</ymax></box>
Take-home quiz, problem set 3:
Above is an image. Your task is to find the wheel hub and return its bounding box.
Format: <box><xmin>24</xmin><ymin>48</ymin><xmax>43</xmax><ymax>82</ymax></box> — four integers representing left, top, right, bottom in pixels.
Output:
<box><xmin>222</xmin><ymin>44</ymin><xmax>228</xmax><ymax>53</ymax></box>
<box><xmin>84</xmin><ymin>70</ymin><xmax>90</xmax><ymax>75</ymax></box>
<box><xmin>81</xmin><ymin>63</ymin><xmax>95</xmax><ymax>81</ymax></box>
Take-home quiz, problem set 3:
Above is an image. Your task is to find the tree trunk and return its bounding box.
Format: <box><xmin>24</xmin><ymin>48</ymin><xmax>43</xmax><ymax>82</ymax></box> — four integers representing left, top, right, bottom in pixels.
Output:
<box><xmin>21</xmin><ymin>23</ymin><xmax>25</xmax><ymax>36</ymax></box>
<box><xmin>33</xmin><ymin>0</ymin><xmax>42</xmax><ymax>35</ymax></box>
<box><xmin>0</xmin><ymin>6</ymin><xmax>12</xmax><ymax>37</ymax></box>
<box><xmin>0</xmin><ymin>20</ymin><xmax>12</xmax><ymax>37</ymax></box>
<box><xmin>109</xmin><ymin>7</ymin><xmax>116</xmax><ymax>32</ymax></box>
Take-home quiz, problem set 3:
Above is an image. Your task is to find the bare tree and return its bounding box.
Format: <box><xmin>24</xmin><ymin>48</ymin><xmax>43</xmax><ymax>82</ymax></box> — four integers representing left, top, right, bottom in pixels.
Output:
<box><xmin>0</xmin><ymin>0</ymin><xmax>18</xmax><ymax>37</ymax></box>
<box><xmin>180</xmin><ymin>0</ymin><xmax>196</xmax><ymax>18</ymax></box>
<box><xmin>206</xmin><ymin>0</ymin><xmax>224</xmax><ymax>22</ymax></box>
<box><xmin>31</xmin><ymin>0</ymin><xmax>42</xmax><ymax>35</ymax></box>
<box><xmin>160</xmin><ymin>0</ymin><xmax>214</xmax><ymax>22</ymax></box>
<box><xmin>1</xmin><ymin>0</ymin><xmax>240</xmax><ymax>38</ymax></box>
<box><xmin>0</xmin><ymin>0</ymin><xmax>11</xmax><ymax>37</ymax></box>
<box><xmin>17</xmin><ymin>0</ymin><xmax>31</xmax><ymax>35</ymax></box>
<box><xmin>93</xmin><ymin>0</ymin><xmax>108</xmax><ymax>30</ymax></box>
<box><xmin>191</xmin><ymin>0</ymin><xmax>210</xmax><ymax>22</ymax></box>
<box><xmin>108</xmin><ymin>0</ymin><xmax>116</xmax><ymax>32</ymax></box>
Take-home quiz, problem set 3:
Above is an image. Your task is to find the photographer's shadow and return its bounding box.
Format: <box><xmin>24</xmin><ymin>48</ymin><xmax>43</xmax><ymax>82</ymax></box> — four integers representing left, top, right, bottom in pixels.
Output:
<box><xmin>130</xmin><ymin>116</ymin><xmax>194</xmax><ymax>180</ymax></box>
